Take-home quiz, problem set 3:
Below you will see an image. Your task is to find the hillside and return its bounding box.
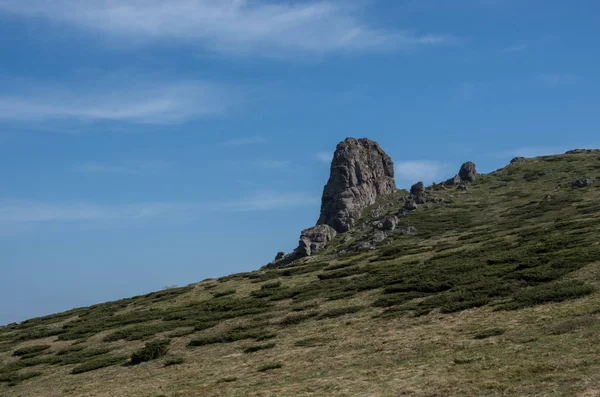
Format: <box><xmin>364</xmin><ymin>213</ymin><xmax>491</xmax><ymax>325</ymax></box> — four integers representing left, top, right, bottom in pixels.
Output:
<box><xmin>2</xmin><ymin>148</ymin><xmax>600</xmax><ymax>397</ymax></box>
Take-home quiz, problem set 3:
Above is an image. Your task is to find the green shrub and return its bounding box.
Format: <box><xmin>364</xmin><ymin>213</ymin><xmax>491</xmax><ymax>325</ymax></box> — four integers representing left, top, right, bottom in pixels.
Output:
<box><xmin>261</xmin><ymin>281</ymin><xmax>282</xmax><ymax>289</ymax></box>
<box><xmin>130</xmin><ymin>339</ymin><xmax>171</xmax><ymax>365</ymax></box>
<box><xmin>164</xmin><ymin>357</ymin><xmax>185</xmax><ymax>367</ymax></box>
<box><xmin>318</xmin><ymin>306</ymin><xmax>362</xmax><ymax>319</ymax></box>
<box><xmin>212</xmin><ymin>289</ymin><xmax>236</xmax><ymax>298</ymax></box>
<box><xmin>278</xmin><ymin>312</ymin><xmax>318</xmax><ymax>326</ymax></box>
<box><xmin>0</xmin><ymin>370</ymin><xmax>42</xmax><ymax>386</ymax></box>
<box><xmin>71</xmin><ymin>355</ymin><xmax>128</xmax><ymax>374</ymax></box>
<box><xmin>473</xmin><ymin>328</ymin><xmax>505</xmax><ymax>339</ymax></box>
<box><xmin>12</xmin><ymin>345</ymin><xmax>51</xmax><ymax>357</ymax></box>
<box><xmin>243</xmin><ymin>343</ymin><xmax>276</xmax><ymax>353</ymax></box>
<box><xmin>188</xmin><ymin>329</ymin><xmax>275</xmax><ymax>347</ymax></box>
<box><xmin>318</xmin><ymin>267</ymin><xmax>363</xmax><ymax>280</ymax></box>
<box><xmin>257</xmin><ymin>362</ymin><xmax>282</xmax><ymax>372</ymax></box>
<box><xmin>500</xmin><ymin>281</ymin><xmax>594</xmax><ymax>310</ymax></box>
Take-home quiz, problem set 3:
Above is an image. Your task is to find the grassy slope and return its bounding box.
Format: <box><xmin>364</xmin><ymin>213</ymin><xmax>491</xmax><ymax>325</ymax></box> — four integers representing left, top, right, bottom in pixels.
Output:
<box><xmin>2</xmin><ymin>151</ymin><xmax>600</xmax><ymax>397</ymax></box>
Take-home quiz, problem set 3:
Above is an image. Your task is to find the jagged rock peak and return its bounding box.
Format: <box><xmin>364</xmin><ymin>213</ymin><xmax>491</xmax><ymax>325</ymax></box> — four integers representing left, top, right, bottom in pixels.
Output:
<box><xmin>317</xmin><ymin>137</ymin><xmax>397</xmax><ymax>233</ymax></box>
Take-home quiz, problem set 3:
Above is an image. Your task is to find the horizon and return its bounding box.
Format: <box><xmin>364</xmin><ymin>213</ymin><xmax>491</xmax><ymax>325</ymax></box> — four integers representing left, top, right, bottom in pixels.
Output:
<box><xmin>2</xmin><ymin>0</ymin><xmax>600</xmax><ymax>325</ymax></box>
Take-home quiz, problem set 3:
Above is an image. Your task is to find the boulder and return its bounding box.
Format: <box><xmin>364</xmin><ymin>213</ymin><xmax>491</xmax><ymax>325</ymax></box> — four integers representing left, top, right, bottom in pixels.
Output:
<box><xmin>317</xmin><ymin>138</ymin><xmax>396</xmax><ymax>233</ymax></box>
<box><xmin>459</xmin><ymin>161</ymin><xmax>477</xmax><ymax>182</ymax></box>
<box><xmin>382</xmin><ymin>216</ymin><xmax>397</xmax><ymax>231</ymax></box>
<box><xmin>572</xmin><ymin>179</ymin><xmax>594</xmax><ymax>188</ymax></box>
<box><xmin>274</xmin><ymin>252</ymin><xmax>285</xmax><ymax>261</ymax></box>
<box><xmin>410</xmin><ymin>181</ymin><xmax>425</xmax><ymax>197</ymax></box>
<box><xmin>297</xmin><ymin>225</ymin><xmax>337</xmax><ymax>257</ymax></box>
<box><xmin>510</xmin><ymin>157</ymin><xmax>527</xmax><ymax>164</ymax></box>
<box><xmin>404</xmin><ymin>200</ymin><xmax>418</xmax><ymax>211</ymax></box>
<box><xmin>400</xmin><ymin>226</ymin><xmax>418</xmax><ymax>236</ymax></box>
<box><xmin>444</xmin><ymin>174</ymin><xmax>462</xmax><ymax>186</ymax></box>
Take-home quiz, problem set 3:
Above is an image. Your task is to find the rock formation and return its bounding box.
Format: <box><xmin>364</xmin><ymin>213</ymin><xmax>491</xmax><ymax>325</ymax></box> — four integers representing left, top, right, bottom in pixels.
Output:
<box><xmin>444</xmin><ymin>161</ymin><xmax>478</xmax><ymax>186</ymax></box>
<box><xmin>317</xmin><ymin>138</ymin><xmax>396</xmax><ymax>233</ymax></box>
<box><xmin>266</xmin><ymin>137</ymin><xmax>396</xmax><ymax>268</ymax></box>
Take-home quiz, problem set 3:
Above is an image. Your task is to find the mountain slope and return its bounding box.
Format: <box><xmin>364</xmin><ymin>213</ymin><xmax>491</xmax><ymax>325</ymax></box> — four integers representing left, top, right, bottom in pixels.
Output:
<box><xmin>2</xmin><ymin>150</ymin><xmax>600</xmax><ymax>397</ymax></box>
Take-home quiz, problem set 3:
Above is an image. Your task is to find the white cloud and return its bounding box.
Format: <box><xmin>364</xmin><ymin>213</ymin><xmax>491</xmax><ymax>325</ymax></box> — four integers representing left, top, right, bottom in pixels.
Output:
<box><xmin>315</xmin><ymin>151</ymin><xmax>332</xmax><ymax>163</ymax></box>
<box><xmin>220</xmin><ymin>136</ymin><xmax>268</xmax><ymax>146</ymax></box>
<box><xmin>0</xmin><ymin>191</ymin><xmax>318</xmax><ymax>226</ymax></box>
<box><xmin>223</xmin><ymin>192</ymin><xmax>319</xmax><ymax>212</ymax></box>
<box><xmin>0</xmin><ymin>80</ymin><xmax>237</xmax><ymax>124</ymax></box>
<box><xmin>0</xmin><ymin>0</ymin><xmax>456</xmax><ymax>57</ymax></box>
<box><xmin>74</xmin><ymin>160</ymin><xmax>170</xmax><ymax>175</ymax></box>
<box><xmin>395</xmin><ymin>161</ymin><xmax>446</xmax><ymax>185</ymax></box>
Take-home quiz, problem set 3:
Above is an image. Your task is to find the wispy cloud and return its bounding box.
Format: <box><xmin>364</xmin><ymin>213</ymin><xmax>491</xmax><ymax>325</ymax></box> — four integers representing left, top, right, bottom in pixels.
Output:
<box><xmin>395</xmin><ymin>161</ymin><xmax>447</xmax><ymax>185</ymax></box>
<box><xmin>74</xmin><ymin>160</ymin><xmax>170</xmax><ymax>175</ymax></box>
<box><xmin>219</xmin><ymin>136</ymin><xmax>268</xmax><ymax>146</ymax></box>
<box><xmin>251</xmin><ymin>159</ymin><xmax>291</xmax><ymax>169</ymax></box>
<box><xmin>0</xmin><ymin>80</ymin><xmax>238</xmax><ymax>124</ymax></box>
<box><xmin>539</xmin><ymin>73</ymin><xmax>578</xmax><ymax>88</ymax></box>
<box><xmin>0</xmin><ymin>191</ymin><xmax>318</xmax><ymax>226</ymax></box>
<box><xmin>223</xmin><ymin>192</ymin><xmax>319</xmax><ymax>212</ymax></box>
<box><xmin>315</xmin><ymin>151</ymin><xmax>332</xmax><ymax>163</ymax></box>
<box><xmin>0</xmin><ymin>0</ymin><xmax>457</xmax><ymax>57</ymax></box>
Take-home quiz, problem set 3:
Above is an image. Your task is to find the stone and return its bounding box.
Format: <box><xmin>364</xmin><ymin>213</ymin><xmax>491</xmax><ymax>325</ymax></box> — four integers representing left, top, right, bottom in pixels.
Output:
<box><xmin>297</xmin><ymin>225</ymin><xmax>337</xmax><ymax>257</ymax></box>
<box><xmin>457</xmin><ymin>183</ymin><xmax>468</xmax><ymax>191</ymax></box>
<box><xmin>511</xmin><ymin>157</ymin><xmax>527</xmax><ymax>164</ymax></box>
<box><xmin>410</xmin><ymin>181</ymin><xmax>425</xmax><ymax>197</ymax></box>
<box><xmin>382</xmin><ymin>216</ymin><xmax>397</xmax><ymax>231</ymax></box>
<box><xmin>317</xmin><ymin>138</ymin><xmax>396</xmax><ymax>233</ymax></box>
<box><xmin>274</xmin><ymin>252</ymin><xmax>285</xmax><ymax>261</ymax></box>
<box><xmin>459</xmin><ymin>161</ymin><xmax>477</xmax><ymax>182</ymax></box>
<box><xmin>444</xmin><ymin>174</ymin><xmax>462</xmax><ymax>186</ymax></box>
<box><xmin>372</xmin><ymin>231</ymin><xmax>387</xmax><ymax>243</ymax></box>
<box><xmin>358</xmin><ymin>241</ymin><xmax>375</xmax><ymax>250</ymax></box>
<box><xmin>404</xmin><ymin>200</ymin><xmax>418</xmax><ymax>211</ymax></box>
<box><xmin>572</xmin><ymin>179</ymin><xmax>594</xmax><ymax>188</ymax></box>
<box><xmin>400</xmin><ymin>226</ymin><xmax>418</xmax><ymax>236</ymax></box>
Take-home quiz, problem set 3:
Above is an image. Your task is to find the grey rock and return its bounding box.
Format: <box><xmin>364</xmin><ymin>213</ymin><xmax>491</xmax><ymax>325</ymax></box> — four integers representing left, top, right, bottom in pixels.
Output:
<box><xmin>382</xmin><ymin>216</ymin><xmax>397</xmax><ymax>231</ymax></box>
<box><xmin>510</xmin><ymin>157</ymin><xmax>527</xmax><ymax>164</ymax></box>
<box><xmin>404</xmin><ymin>200</ymin><xmax>418</xmax><ymax>211</ymax></box>
<box><xmin>444</xmin><ymin>174</ymin><xmax>462</xmax><ymax>186</ymax></box>
<box><xmin>410</xmin><ymin>181</ymin><xmax>425</xmax><ymax>197</ymax></box>
<box><xmin>274</xmin><ymin>252</ymin><xmax>286</xmax><ymax>261</ymax></box>
<box><xmin>565</xmin><ymin>149</ymin><xmax>600</xmax><ymax>155</ymax></box>
<box><xmin>397</xmin><ymin>209</ymin><xmax>409</xmax><ymax>217</ymax></box>
<box><xmin>572</xmin><ymin>179</ymin><xmax>594</xmax><ymax>188</ymax></box>
<box><xmin>358</xmin><ymin>241</ymin><xmax>375</xmax><ymax>250</ymax></box>
<box><xmin>457</xmin><ymin>183</ymin><xmax>468</xmax><ymax>191</ymax></box>
<box><xmin>373</xmin><ymin>231</ymin><xmax>387</xmax><ymax>243</ymax></box>
<box><xmin>400</xmin><ymin>226</ymin><xmax>418</xmax><ymax>236</ymax></box>
<box><xmin>459</xmin><ymin>161</ymin><xmax>477</xmax><ymax>182</ymax></box>
<box><xmin>317</xmin><ymin>137</ymin><xmax>397</xmax><ymax>233</ymax></box>
<box><xmin>297</xmin><ymin>225</ymin><xmax>338</xmax><ymax>257</ymax></box>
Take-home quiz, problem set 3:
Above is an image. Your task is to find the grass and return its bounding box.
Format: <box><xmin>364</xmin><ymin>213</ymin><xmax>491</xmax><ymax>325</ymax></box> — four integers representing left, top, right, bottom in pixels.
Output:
<box><xmin>2</xmin><ymin>151</ymin><xmax>600</xmax><ymax>395</ymax></box>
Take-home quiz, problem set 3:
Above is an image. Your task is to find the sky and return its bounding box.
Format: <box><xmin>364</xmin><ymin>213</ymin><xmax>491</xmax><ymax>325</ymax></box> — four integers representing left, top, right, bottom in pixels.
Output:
<box><xmin>1</xmin><ymin>0</ymin><xmax>599</xmax><ymax>325</ymax></box>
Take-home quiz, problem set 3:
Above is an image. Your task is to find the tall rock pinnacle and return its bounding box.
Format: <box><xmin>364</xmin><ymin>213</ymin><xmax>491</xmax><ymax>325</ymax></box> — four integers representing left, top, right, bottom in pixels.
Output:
<box><xmin>264</xmin><ymin>137</ymin><xmax>396</xmax><ymax>268</ymax></box>
<box><xmin>317</xmin><ymin>138</ymin><xmax>397</xmax><ymax>233</ymax></box>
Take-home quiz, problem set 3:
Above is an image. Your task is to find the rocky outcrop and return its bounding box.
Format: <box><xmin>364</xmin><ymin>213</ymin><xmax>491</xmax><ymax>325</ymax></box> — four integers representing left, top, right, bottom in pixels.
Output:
<box><xmin>317</xmin><ymin>138</ymin><xmax>396</xmax><ymax>233</ymax></box>
<box><xmin>510</xmin><ymin>157</ymin><xmax>527</xmax><ymax>164</ymax></box>
<box><xmin>459</xmin><ymin>162</ymin><xmax>477</xmax><ymax>182</ymax></box>
<box><xmin>444</xmin><ymin>162</ymin><xmax>478</xmax><ymax>186</ymax></box>
<box><xmin>572</xmin><ymin>179</ymin><xmax>594</xmax><ymax>188</ymax></box>
<box><xmin>266</xmin><ymin>137</ymin><xmax>396</xmax><ymax>268</ymax></box>
<box><xmin>297</xmin><ymin>225</ymin><xmax>337</xmax><ymax>257</ymax></box>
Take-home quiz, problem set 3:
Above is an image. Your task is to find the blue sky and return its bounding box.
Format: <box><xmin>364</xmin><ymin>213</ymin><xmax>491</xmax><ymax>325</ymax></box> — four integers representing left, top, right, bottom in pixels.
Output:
<box><xmin>1</xmin><ymin>0</ymin><xmax>599</xmax><ymax>325</ymax></box>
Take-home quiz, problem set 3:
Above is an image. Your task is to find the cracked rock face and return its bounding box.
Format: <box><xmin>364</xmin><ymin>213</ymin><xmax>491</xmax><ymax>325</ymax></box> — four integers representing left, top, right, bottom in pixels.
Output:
<box><xmin>317</xmin><ymin>138</ymin><xmax>397</xmax><ymax>233</ymax></box>
<box><xmin>459</xmin><ymin>161</ymin><xmax>477</xmax><ymax>182</ymax></box>
<box><xmin>297</xmin><ymin>225</ymin><xmax>337</xmax><ymax>257</ymax></box>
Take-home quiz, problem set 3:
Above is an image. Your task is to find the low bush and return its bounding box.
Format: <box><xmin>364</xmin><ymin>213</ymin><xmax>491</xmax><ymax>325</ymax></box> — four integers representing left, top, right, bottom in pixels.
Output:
<box><xmin>243</xmin><ymin>343</ymin><xmax>276</xmax><ymax>353</ymax></box>
<box><xmin>473</xmin><ymin>328</ymin><xmax>505</xmax><ymax>339</ymax></box>
<box><xmin>318</xmin><ymin>306</ymin><xmax>362</xmax><ymax>319</ymax></box>
<box><xmin>257</xmin><ymin>362</ymin><xmax>282</xmax><ymax>372</ymax></box>
<box><xmin>164</xmin><ymin>357</ymin><xmax>185</xmax><ymax>367</ymax></box>
<box><xmin>500</xmin><ymin>281</ymin><xmax>594</xmax><ymax>310</ymax></box>
<box><xmin>71</xmin><ymin>355</ymin><xmax>128</xmax><ymax>374</ymax></box>
<box><xmin>130</xmin><ymin>339</ymin><xmax>171</xmax><ymax>365</ymax></box>
<box><xmin>12</xmin><ymin>345</ymin><xmax>51</xmax><ymax>357</ymax></box>
<box><xmin>0</xmin><ymin>370</ymin><xmax>42</xmax><ymax>386</ymax></box>
<box><xmin>212</xmin><ymin>289</ymin><xmax>236</xmax><ymax>298</ymax></box>
<box><xmin>278</xmin><ymin>312</ymin><xmax>318</xmax><ymax>326</ymax></box>
<box><xmin>188</xmin><ymin>329</ymin><xmax>275</xmax><ymax>347</ymax></box>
